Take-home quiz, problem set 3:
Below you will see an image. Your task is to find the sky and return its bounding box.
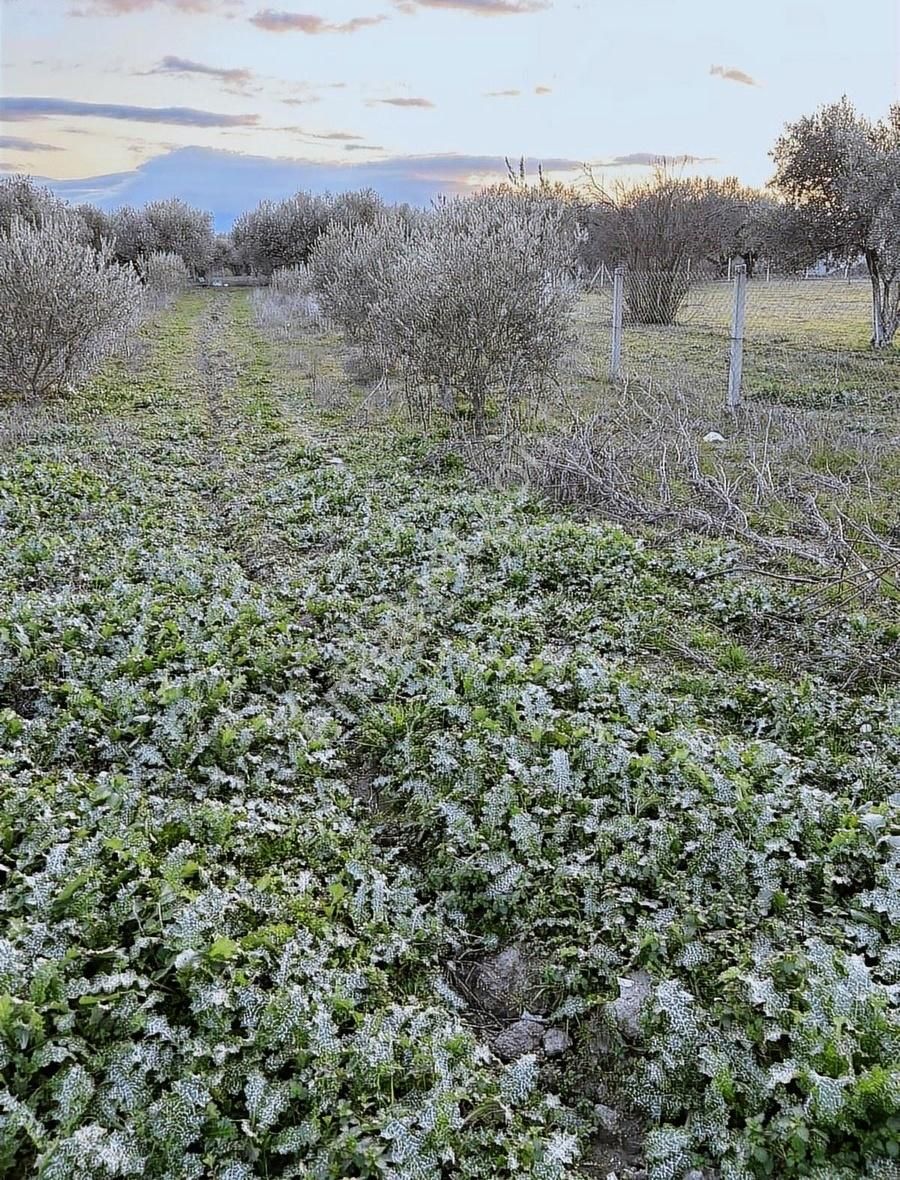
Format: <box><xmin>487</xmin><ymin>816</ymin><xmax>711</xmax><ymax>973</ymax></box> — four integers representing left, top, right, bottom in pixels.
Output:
<box><xmin>1</xmin><ymin>0</ymin><xmax>898</xmax><ymax>227</ymax></box>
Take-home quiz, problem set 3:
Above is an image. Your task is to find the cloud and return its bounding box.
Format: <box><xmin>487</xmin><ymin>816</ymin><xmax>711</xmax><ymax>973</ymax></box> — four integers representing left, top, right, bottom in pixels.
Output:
<box><xmin>534</xmin><ymin>85</ymin><xmax>551</xmax><ymax>95</ymax></box>
<box><xmin>281</xmin><ymin>82</ymin><xmax>346</xmax><ymax>105</ymax></box>
<box><xmin>250</xmin><ymin>9</ymin><xmax>387</xmax><ymax>33</ymax></box>
<box><xmin>0</xmin><ymin>134</ymin><xmax>62</xmax><ymax>152</ymax></box>
<box><xmin>72</xmin><ymin>0</ymin><xmax>236</xmax><ymax>13</ymax></box>
<box><xmin>396</xmin><ymin>0</ymin><xmax>549</xmax><ymax>14</ymax></box>
<box><xmin>311</xmin><ymin>130</ymin><xmax>365</xmax><ymax>141</ymax></box>
<box><xmin>604</xmin><ymin>152</ymin><xmax>663</xmax><ymax>166</ymax></box>
<box><xmin>485</xmin><ymin>89</ymin><xmax>520</xmax><ymax>97</ymax></box>
<box><xmin>709</xmin><ymin>64</ymin><xmax>758</xmax><ymax>87</ymax></box>
<box><xmin>344</xmin><ymin>143</ymin><xmax>384</xmax><ymax>151</ymax></box>
<box><xmin>0</xmin><ymin>96</ymin><xmax>258</xmax><ymax>127</ymax></box>
<box><xmin>600</xmin><ymin>151</ymin><xmax>716</xmax><ymax>167</ymax></box>
<box><xmin>42</xmin><ymin>145</ymin><xmax>583</xmax><ymax>227</ymax></box>
<box><xmin>145</xmin><ymin>55</ymin><xmax>254</xmax><ymax>91</ymax></box>
<box><xmin>367</xmin><ymin>96</ymin><xmax>435</xmax><ymax>108</ymax></box>
<box><xmin>280</xmin><ymin>126</ymin><xmax>366</xmax><ymax>141</ymax></box>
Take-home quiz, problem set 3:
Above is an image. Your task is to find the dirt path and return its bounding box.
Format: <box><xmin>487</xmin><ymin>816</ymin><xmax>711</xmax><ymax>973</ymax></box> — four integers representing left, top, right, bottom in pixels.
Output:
<box><xmin>179</xmin><ymin>288</ymin><xmax>300</xmax><ymax>580</ymax></box>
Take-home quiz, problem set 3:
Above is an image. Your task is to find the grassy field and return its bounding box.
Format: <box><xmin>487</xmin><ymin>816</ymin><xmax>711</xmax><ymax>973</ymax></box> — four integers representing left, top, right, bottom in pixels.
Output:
<box><xmin>1</xmin><ymin>289</ymin><xmax>899</xmax><ymax>1179</ymax></box>
<box><xmin>577</xmin><ymin>280</ymin><xmax>900</xmax><ymax>409</ymax></box>
<box><xmin>553</xmin><ymin>282</ymin><xmax>900</xmax><ymax>586</ymax></box>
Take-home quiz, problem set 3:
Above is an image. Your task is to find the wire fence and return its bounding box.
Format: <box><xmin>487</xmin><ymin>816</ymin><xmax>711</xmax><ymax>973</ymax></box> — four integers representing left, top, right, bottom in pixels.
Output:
<box><xmin>582</xmin><ymin>267</ymin><xmax>900</xmax><ymax>412</ymax></box>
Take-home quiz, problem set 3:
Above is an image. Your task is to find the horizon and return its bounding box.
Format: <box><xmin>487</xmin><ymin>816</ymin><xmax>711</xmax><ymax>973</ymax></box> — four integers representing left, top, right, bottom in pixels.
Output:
<box><xmin>1</xmin><ymin>0</ymin><xmax>899</xmax><ymax>228</ymax></box>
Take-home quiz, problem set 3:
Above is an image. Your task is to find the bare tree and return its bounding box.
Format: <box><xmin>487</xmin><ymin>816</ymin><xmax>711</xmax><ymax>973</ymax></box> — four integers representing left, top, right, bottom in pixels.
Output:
<box><xmin>771</xmin><ymin>97</ymin><xmax>900</xmax><ymax>348</ymax></box>
<box><xmin>584</xmin><ymin>167</ymin><xmax>735</xmax><ymax>324</ymax></box>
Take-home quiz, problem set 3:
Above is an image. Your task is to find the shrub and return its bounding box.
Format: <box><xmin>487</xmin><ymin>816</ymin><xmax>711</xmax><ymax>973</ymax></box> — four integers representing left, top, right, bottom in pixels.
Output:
<box><xmin>231</xmin><ymin>192</ymin><xmax>331</xmax><ymax>276</ymax></box>
<box><xmin>0</xmin><ymin>174</ymin><xmax>66</xmax><ymax>237</ymax></box>
<box><xmin>308</xmin><ymin>216</ymin><xmax>407</xmax><ymax>372</ymax></box>
<box><xmin>269</xmin><ymin>265</ymin><xmax>311</xmax><ymax>297</ymax></box>
<box><xmin>308</xmin><ymin>196</ymin><xmax>578</xmax><ymax>431</ymax></box>
<box><xmin>0</xmin><ymin>218</ymin><xmax>142</xmax><ymax>399</ymax></box>
<box><xmin>252</xmin><ymin>267</ymin><xmax>321</xmax><ymax>340</ymax></box>
<box><xmin>387</xmin><ymin>194</ymin><xmax>579</xmax><ymax>432</ymax></box>
<box><xmin>140</xmin><ymin>250</ymin><xmax>191</xmax><ymax>298</ymax></box>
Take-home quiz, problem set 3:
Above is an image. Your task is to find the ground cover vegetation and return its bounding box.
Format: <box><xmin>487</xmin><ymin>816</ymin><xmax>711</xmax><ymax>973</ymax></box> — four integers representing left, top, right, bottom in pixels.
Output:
<box><xmin>1</xmin><ymin>96</ymin><xmax>899</xmax><ymax>1179</ymax></box>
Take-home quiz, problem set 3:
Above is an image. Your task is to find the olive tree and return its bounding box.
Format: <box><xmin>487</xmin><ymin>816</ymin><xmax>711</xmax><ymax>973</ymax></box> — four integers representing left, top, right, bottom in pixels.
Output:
<box><xmin>771</xmin><ymin>97</ymin><xmax>900</xmax><ymax>348</ymax></box>
<box><xmin>74</xmin><ymin>203</ymin><xmax>117</xmax><ymax>252</ymax></box>
<box><xmin>139</xmin><ymin>251</ymin><xmax>191</xmax><ymax>307</ymax></box>
<box><xmin>308</xmin><ymin>215</ymin><xmax>407</xmax><ymax>365</ymax></box>
<box><xmin>211</xmin><ymin>233</ymin><xmax>243</xmax><ymax>275</ymax></box>
<box><xmin>480</xmin><ymin>158</ymin><xmax>589</xmax><ymax>273</ymax></box>
<box><xmin>109</xmin><ymin>199</ymin><xmax>213</xmax><ymax>276</ymax></box>
<box><xmin>143</xmin><ymin>199</ymin><xmax>214</xmax><ymax>277</ymax></box>
<box><xmin>692</xmin><ymin>178</ymin><xmax>776</xmax><ymax>277</ymax></box>
<box><xmin>329</xmin><ymin>188</ymin><xmax>385</xmax><ymax>231</ymax></box>
<box><xmin>231</xmin><ymin>192</ymin><xmax>331</xmax><ymax>275</ymax></box>
<box><xmin>110</xmin><ymin>205</ymin><xmax>152</xmax><ymax>266</ymax></box>
<box><xmin>387</xmin><ymin>195</ymin><xmax>578</xmax><ymax>432</ymax></box>
<box><xmin>308</xmin><ymin>194</ymin><xmax>578</xmax><ymax>433</ymax></box>
<box><xmin>0</xmin><ymin>174</ymin><xmax>84</xmax><ymax>239</ymax></box>
<box><xmin>0</xmin><ymin>218</ymin><xmax>142</xmax><ymax>399</ymax></box>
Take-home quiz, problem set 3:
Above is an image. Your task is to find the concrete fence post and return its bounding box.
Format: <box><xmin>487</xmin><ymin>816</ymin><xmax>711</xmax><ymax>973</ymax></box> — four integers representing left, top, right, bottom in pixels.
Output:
<box><xmin>610</xmin><ymin>263</ymin><xmax>625</xmax><ymax>380</ymax></box>
<box><xmin>727</xmin><ymin>261</ymin><xmax>747</xmax><ymax>409</ymax></box>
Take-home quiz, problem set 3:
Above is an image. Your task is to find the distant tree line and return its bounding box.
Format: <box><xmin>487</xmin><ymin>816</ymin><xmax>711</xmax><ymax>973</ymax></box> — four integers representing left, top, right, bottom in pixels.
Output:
<box><xmin>1</xmin><ymin>93</ymin><xmax>898</xmax><ymax>388</ymax></box>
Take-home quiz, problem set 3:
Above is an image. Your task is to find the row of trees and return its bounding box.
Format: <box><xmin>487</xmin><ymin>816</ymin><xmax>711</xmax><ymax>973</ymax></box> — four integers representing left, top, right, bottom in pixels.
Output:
<box><xmin>236</xmin><ymin>98</ymin><xmax>900</xmax><ymax>346</ymax></box>
<box><xmin>772</xmin><ymin>98</ymin><xmax>900</xmax><ymax>347</ymax></box>
<box><xmin>0</xmin><ymin>177</ymin><xmax>196</xmax><ymax>398</ymax></box>
<box><xmin>0</xmin><ymin>175</ymin><xmax>407</xmax><ymax>279</ymax></box>
<box><xmin>231</xmin><ymin>188</ymin><xmax>394</xmax><ymax>274</ymax></box>
<box><xmin>1</xmin><ymin>94</ymin><xmax>897</xmax><ymax>408</ymax></box>
<box><xmin>0</xmin><ymin>176</ymin><xmax>219</xmax><ymax>277</ymax></box>
<box><xmin>593</xmin><ymin>99</ymin><xmax>899</xmax><ymax>345</ymax></box>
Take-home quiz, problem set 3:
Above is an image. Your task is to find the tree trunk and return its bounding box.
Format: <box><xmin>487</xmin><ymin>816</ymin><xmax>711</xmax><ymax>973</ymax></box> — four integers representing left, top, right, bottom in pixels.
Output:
<box><xmin>866</xmin><ymin>250</ymin><xmax>899</xmax><ymax>349</ymax></box>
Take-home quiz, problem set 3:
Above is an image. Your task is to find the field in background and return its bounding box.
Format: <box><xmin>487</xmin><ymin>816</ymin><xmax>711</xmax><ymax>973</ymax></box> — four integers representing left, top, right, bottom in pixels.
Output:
<box><xmin>523</xmin><ymin>280</ymin><xmax>899</xmax><ymax>589</ymax></box>
<box><xmin>579</xmin><ymin>278</ymin><xmax>900</xmax><ymax>409</ymax></box>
